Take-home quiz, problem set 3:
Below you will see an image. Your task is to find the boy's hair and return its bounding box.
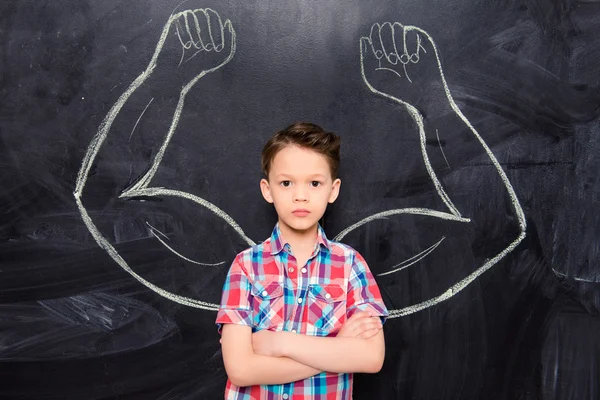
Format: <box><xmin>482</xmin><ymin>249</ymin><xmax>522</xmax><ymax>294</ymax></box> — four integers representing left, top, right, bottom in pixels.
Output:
<box><xmin>261</xmin><ymin>122</ymin><xmax>341</xmax><ymax>179</ymax></box>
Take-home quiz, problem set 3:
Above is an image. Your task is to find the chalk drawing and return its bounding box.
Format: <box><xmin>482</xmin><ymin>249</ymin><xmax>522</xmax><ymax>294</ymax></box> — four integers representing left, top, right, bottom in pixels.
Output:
<box><xmin>74</xmin><ymin>8</ymin><xmax>249</xmax><ymax>311</ymax></box>
<box><xmin>552</xmin><ymin>268</ymin><xmax>598</xmax><ymax>283</ymax></box>
<box><xmin>377</xmin><ymin>237</ymin><xmax>446</xmax><ymax>277</ymax></box>
<box><xmin>75</xmin><ymin>14</ymin><xmax>526</xmax><ymax>317</ymax></box>
<box><xmin>146</xmin><ymin>221</ymin><xmax>226</xmax><ymax>266</ymax></box>
<box><xmin>356</xmin><ymin>22</ymin><xmax>526</xmax><ymax>317</ymax></box>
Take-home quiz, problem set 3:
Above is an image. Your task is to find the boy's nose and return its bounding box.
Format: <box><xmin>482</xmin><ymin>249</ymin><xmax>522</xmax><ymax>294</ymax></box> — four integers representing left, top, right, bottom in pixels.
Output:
<box><xmin>293</xmin><ymin>189</ymin><xmax>308</xmax><ymax>202</ymax></box>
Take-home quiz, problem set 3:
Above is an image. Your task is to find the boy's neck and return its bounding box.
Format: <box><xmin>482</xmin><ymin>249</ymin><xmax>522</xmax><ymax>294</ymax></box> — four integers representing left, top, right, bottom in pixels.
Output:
<box><xmin>277</xmin><ymin>220</ymin><xmax>319</xmax><ymax>254</ymax></box>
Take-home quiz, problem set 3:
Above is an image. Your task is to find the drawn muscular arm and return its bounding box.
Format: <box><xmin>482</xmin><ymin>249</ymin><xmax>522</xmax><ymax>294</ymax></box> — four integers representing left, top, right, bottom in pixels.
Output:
<box><xmin>359</xmin><ymin>23</ymin><xmax>525</xmax><ymax>227</ymax></box>
<box><xmin>348</xmin><ymin>22</ymin><xmax>527</xmax><ymax>317</ymax></box>
<box><xmin>73</xmin><ymin>9</ymin><xmax>252</xmax><ymax>310</ymax></box>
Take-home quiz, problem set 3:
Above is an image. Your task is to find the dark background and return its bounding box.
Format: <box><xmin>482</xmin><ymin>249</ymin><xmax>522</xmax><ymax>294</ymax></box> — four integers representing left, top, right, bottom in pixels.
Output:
<box><xmin>1</xmin><ymin>0</ymin><xmax>599</xmax><ymax>399</ymax></box>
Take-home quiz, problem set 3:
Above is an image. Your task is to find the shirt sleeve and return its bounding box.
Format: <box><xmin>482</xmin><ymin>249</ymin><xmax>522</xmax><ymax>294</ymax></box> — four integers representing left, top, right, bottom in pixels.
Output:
<box><xmin>346</xmin><ymin>251</ymin><xmax>389</xmax><ymax>324</ymax></box>
<box><xmin>215</xmin><ymin>254</ymin><xmax>253</xmax><ymax>335</ymax></box>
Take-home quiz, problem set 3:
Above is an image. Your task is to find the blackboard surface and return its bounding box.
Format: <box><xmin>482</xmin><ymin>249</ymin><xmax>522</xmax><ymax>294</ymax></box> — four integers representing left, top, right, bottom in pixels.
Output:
<box><xmin>1</xmin><ymin>1</ymin><xmax>599</xmax><ymax>399</ymax></box>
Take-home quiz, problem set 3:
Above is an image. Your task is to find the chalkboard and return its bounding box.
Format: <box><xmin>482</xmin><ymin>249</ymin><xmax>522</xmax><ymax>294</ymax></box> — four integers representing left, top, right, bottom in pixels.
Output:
<box><xmin>2</xmin><ymin>0</ymin><xmax>599</xmax><ymax>399</ymax></box>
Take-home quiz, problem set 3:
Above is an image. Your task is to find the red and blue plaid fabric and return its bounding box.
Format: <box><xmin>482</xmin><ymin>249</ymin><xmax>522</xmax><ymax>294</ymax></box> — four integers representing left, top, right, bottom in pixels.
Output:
<box><xmin>216</xmin><ymin>223</ymin><xmax>388</xmax><ymax>400</ymax></box>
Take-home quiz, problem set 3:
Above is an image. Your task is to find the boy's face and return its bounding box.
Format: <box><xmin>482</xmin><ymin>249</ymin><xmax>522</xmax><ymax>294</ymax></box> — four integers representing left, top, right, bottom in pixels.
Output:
<box><xmin>260</xmin><ymin>145</ymin><xmax>341</xmax><ymax>235</ymax></box>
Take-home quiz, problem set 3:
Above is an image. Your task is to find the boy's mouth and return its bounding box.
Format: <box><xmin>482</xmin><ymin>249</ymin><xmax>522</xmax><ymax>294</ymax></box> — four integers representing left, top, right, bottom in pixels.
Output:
<box><xmin>292</xmin><ymin>209</ymin><xmax>310</xmax><ymax>216</ymax></box>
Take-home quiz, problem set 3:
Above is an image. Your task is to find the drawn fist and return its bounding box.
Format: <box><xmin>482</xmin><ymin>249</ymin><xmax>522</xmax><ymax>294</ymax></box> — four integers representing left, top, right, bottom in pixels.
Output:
<box><xmin>360</xmin><ymin>22</ymin><xmax>447</xmax><ymax>113</ymax></box>
<box><xmin>151</xmin><ymin>8</ymin><xmax>236</xmax><ymax>89</ymax></box>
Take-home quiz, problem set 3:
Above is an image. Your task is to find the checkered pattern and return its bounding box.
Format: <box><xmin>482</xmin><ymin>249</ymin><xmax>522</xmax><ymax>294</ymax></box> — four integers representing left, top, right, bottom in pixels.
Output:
<box><xmin>216</xmin><ymin>224</ymin><xmax>388</xmax><ymax>400</ymax></box>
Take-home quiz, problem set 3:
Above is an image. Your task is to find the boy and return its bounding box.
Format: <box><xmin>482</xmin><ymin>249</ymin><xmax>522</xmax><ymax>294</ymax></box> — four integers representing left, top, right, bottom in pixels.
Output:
<box><xmin>216</xmin><ymin>122</ymin><xmax>389</xmax><ymax>399</ymax></box>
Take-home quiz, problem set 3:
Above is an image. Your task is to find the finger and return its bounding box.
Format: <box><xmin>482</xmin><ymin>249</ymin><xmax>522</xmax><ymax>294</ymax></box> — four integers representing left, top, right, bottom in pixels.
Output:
<box><xmin>396</xmin><ymin>24</ymin><xmax>422</xmax><ymax>82</ymax></box>
<box><xmin>182</xmin><ymin>11</ymin><xmax>203</xmax><ymax>50</ymax></box>
<box><xmin>379</xmin><ymin>22</ymin><xmax>398</xmax><ymax>65</ymax></box>
<box><xmin>338</xmin><ymin>315</ymin><xmax>368</xmax><ymax>335</ymax></box>
<box><xmin>205</xmin><ymin>8</ymin><xmax>224</xmax><ymax>51</ymax></box>
<box><xmin>344</xmin><ymin>316</ymin><xmax>379</xmax><ymax>336</ymax></box>
<box><xmin>222</xmin><ymin>19</ymin><xmax>236</xmax><ymax>56</ymax></box>
<box><xmin>195</xmin><ymin>9</ymin><xmax>217</xmax><ymax>51</ymax></box>
<box><xmin>353</xmin><ymin>317</ymin><xmax>382</xmax><ymax>331</ymax></box>
<box><xmin>358</xmin><ymin>317</ymin><xmax>382</xmax><ymax>331</ymax></box>
<box><xmin>359</xmin><ymin>36</ymin><xmax>372</xmax><ymax>67</ymax></box>
<box><xmin>360</xmin><ymin>34</ymin><xmax>382</xmax><ymax>73</ymax></box>
<box><xmin>359</xmin><ymin>328</ymin><xmax>381</xmax><ymax>339</ymax></box>
<box><xmin>393</xmin><ymin>23</ymin><xmax>410</xmax><ymax>66</ymax></box>
<box><xmin>368</xmin><ymin>23</ymin><xmax>385</xmax><ymax>61</ymax></box>
<box><xmin>391</xmin><ymin>22</ymin><xmax>404</xmax><ymax>65</ymax></box>
<box><xmin>355</xmin><ymin>314</ymin><xmax>381</xmax><ymax>328</ymax></box>
<box><xmin>174</xmin><ymin>16</ymin><xmax>193</xmax><ymax>50</ymax></box>
<box><xmin>404</xmin><ymin>27</ymin><xmax>423</xmax><ymax>64</ymax></box>
<box><xmin>191</xmin><ymin>9</ymin><xmax>212</xmax><ymax>50</ymax></box>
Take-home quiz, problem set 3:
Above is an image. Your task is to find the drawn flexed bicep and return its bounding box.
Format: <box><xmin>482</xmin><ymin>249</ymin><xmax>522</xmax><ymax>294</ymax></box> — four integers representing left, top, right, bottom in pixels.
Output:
<box><xmin>74</xmin><ymin>9</ymin><xmax>251</xmax><ymax>310</ymax></box>
<box><xmin>345</xmin><ymin>22</ymin><xmax>527</xmax><ymax>317</ymax></box>
<box><xmin>360</xmin><ymin>22</ymin><xmax>525</xmax><ymax>221</ymax></box>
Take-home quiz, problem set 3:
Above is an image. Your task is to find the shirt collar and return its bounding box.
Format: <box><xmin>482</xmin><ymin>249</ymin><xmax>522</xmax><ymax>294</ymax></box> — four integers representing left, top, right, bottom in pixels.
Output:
<box><xmin>270</xmin><ymin>223</ymin><xmax>331</xmax><ymax>255</ymax></box>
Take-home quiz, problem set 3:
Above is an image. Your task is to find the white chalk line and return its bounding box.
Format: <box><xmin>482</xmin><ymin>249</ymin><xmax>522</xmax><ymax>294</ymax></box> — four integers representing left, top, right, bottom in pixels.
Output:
<box><xmin>74</xmin><ymin>9</ymin><xmax>244</xmax><ymax>310</ymax></box>
<box><xmin>376</xmin><ymin>67</ymin><xmax>402</xmax><ymax>79</ymax></box>
<box><xmin>146</xmin><ymin>221</ymin><xmax>227</xmax><ymax>266</ymax></box>
<box><xmin>574</xmin><ymin>277</ymin><xmax>598</xmax><ymax>283</ymax></box>
<box><xmin>334</xmin><ymin>208</ymin><xmax>469</xmax><ymax>242</ymax></box>
<box><xmin>360</xmin><ymin>22</ymin><xmax>527</xmax><ymax>318</ymax></box>
<box><xmin>552</xmin><ymin>268</ymin><xmax>567</xmax><ymax>278</ymax></box>
<box><xmin>146</xmin><ymin>221</ymin><xmax>169</xmax><ymax>240</ymax></box>
<box><xmin>552</xmin><ymin>268</ymin><xmax>599</xmax><ymax>283</ymax></box>
<box><xmin>378</xmin><ymin>236</ymin><xmax>446</xmax><ymax>277</ymax></box>
<box><xmin>129</xmin><ymin>97</ymin><xmax>154</xmax><ymax>140</ymax></box>
<box><xmin>436</xmin><ymin>128</ymin><xmax>451</xmax><ymax>168</ymax></box>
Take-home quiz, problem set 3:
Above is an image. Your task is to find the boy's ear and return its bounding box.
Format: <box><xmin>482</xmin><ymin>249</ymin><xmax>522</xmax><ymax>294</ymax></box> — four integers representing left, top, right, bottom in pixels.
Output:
<box><xmin>260</xmin><ymin>178</ymin><xmax>274</xmax><ymax>203</ymax></box>
<box><xmin>328</xmin><ymin>178</ymin><xmax>341</xmax><ymax>203</ymax></box>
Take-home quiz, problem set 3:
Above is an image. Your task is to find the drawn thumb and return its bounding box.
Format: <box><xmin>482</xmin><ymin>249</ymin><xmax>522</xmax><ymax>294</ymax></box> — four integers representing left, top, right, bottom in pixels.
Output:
<box><xmin>222</xmin><ymin>19</ymin><xmax>236</xmax><ymax>54</ymax></box>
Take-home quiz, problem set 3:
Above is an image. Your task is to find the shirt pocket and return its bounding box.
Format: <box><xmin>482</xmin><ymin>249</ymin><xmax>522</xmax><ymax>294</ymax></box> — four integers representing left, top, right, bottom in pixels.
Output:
<box><xmin>251</xmin><ymin>280</ymin><xmax>285</xmax><ymax>331</ymax></box>
<box><xmin>307</xmin><ymin>283</ymin><xmax>346</xmax><ymax>335</ymax></box>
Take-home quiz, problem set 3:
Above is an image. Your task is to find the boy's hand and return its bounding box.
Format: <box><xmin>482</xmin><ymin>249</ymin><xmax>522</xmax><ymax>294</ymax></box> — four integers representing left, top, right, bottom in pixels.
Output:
<box><xmin>337</xmin><ymin>311</ymin><xmax>382</xmax><ymax>339</ymax></box>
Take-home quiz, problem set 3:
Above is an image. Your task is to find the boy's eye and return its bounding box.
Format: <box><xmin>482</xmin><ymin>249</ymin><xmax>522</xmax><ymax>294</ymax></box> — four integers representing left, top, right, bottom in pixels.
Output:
<box><xmin>310</xmin><ymin>181</ymin><xmax>321</xmax><ymax>187</ymax></box>
<box><xmin>281</xmin><ymin>181</ymin><xmax>291</xmax><ymax>187</ymax></box>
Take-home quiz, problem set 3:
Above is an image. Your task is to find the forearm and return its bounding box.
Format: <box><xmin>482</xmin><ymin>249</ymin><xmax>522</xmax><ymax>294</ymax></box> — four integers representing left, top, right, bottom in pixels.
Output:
<box><xmin>229</xmin><ymin>352</ymin><xmax>322</xmax><ymax>387</ymax></box>
<box><xmin>421</xmin><ymin>109</ymin><xmax>524</xmax><ymax>228</ymax></box>
<box><xmin>278</xmin><ymin>332</ymin><xmax>384</xmax><ymax>374</ymax></box>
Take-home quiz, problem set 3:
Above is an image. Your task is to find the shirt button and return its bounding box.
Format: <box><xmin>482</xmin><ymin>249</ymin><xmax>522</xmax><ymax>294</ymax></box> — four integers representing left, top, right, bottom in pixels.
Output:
<box><xmin>262</xmin><ymin>290</ymin><xmax>268</xmax><ymax>296</ymax></box>
<box><xmin>301</xmin><ymin>268</ymin><xmax>307</xmax><ymax>273</ymax></box>
<box><xmin>325</xmin><ymin>293</ymin><xmax>331</xmax><ymax>299</ymax></box>
<box><xmin>282</xmin><ymin>394</ymin><xmax>289</xmax><ymax>399</ymax></box>
<box><xmin>289</xmin><ymin>267</ymin><xmax>294</xmax><ymax>273</ymax></box>
<box><xmin>297</xmin><ymin>298</ymin><xmax>303</xmax><ymax>304</ymax></box>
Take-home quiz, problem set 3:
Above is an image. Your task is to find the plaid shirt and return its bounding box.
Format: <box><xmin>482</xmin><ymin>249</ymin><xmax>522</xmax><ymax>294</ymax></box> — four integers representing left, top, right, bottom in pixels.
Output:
<box><xmin>216</xmin><ymin>223</ymin><xmax>388</xmax><ymax>400</ymax></box>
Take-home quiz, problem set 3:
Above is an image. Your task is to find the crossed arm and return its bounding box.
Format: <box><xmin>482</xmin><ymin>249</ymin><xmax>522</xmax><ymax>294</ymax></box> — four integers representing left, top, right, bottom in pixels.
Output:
<box><xmin>221</xmin><ymin>311</ymin><xmax>385</xmax><ymax>387</ymax></box>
